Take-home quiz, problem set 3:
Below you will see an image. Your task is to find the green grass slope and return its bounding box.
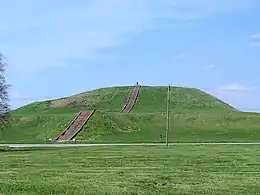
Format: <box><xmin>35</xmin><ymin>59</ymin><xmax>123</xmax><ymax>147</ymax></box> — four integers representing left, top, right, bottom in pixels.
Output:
<box><xmin>2</xmin><ymin>86</ymin><xmax>260</xmax><ymax>143</ymax></box>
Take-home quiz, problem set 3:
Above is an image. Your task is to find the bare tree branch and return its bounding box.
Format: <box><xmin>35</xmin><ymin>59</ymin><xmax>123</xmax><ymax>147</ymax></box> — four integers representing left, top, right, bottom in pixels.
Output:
<box><xmin>0</xmin><ymin>53</ymin><xmax>11</xmax><ymax>131</ymax></box>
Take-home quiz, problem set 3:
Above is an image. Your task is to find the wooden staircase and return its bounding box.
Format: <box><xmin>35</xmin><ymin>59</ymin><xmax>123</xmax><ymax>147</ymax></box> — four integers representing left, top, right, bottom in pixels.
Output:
<box><xmin>121</xmin><ymin>84</ymin><xmax>141</xmax><ymax>113</ymax></box>
<box><xmin>56</xmin><ymin>110</ymin><xmax>95</xmax><ymax>141</ymax></box>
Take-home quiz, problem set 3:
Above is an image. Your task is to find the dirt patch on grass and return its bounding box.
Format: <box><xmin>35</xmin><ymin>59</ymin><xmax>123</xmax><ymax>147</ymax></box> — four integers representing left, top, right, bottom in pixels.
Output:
<box><xmin>50</xmin><ymin>93</ymin><xmax>102</xmax><ymax>108</ymax></box>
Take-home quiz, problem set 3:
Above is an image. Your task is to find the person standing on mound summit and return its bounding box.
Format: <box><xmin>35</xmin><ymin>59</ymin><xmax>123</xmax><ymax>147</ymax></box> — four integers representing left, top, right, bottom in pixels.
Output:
<box><xmin>136</xmin><ymin>81</ymin><xmax>139</xmax><ymax>85</ymax></box>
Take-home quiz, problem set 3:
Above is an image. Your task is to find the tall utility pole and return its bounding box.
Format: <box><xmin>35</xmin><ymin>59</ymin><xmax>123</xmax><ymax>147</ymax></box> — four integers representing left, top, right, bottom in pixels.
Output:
<box><xmin>166</xmin><ymin>85</ymin><xmax>171</xmax><ymax>147</ymax></box>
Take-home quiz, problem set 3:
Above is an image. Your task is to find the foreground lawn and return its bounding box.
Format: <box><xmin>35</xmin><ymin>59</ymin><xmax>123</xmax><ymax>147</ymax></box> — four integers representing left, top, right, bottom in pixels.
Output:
<box><xmin>1</xmin><ymin>145</ymin><xmax>260</xmax><ymax>194</ymax></box>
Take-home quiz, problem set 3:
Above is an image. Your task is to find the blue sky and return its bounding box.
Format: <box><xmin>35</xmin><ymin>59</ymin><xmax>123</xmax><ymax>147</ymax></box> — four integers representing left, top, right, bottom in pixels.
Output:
<box><xmin>1</xmin><ymin>0</ymin><xmax>260</xmax><ymax>111</ymax></box>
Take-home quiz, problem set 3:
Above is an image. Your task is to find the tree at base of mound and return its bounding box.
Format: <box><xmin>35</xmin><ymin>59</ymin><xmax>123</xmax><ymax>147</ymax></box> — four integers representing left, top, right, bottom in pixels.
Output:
<box><xmin>0</xmin><ymin>53</ymin><xmax>10</xmax><ymax>136</ymax></box>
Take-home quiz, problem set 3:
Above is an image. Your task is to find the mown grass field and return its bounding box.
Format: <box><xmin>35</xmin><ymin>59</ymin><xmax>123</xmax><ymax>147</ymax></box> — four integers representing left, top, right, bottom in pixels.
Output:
<box><xmin>1</xmin><ymin>145</ymin><xmax>260</xmax><ymax>194</ymax></box>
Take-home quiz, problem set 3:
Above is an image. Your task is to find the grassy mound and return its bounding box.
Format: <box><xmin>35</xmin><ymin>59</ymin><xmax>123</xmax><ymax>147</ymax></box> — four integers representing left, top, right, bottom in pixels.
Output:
<box><xmin>2</xmin><ymin>86</ymin><xmax>260</xmax><ymax>143</ymax></box>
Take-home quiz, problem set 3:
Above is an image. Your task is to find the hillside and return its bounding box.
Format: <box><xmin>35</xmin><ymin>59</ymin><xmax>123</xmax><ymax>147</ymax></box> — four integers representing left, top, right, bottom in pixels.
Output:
<box><xmin>12</xmin><ymin>86</ymin><xmax>236</xmax><ymax>114</ymax></box>
<box><xmin>2</xmin><ymin>86</ymin><xmax>260</xmax><ymax>143</ymax></box>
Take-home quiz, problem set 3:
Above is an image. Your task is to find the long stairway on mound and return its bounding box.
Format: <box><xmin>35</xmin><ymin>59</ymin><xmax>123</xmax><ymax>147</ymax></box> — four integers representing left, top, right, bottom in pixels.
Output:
<box><xmin>56</xmin><ymin>110</ymin><xmax>95</xmax><ymax>141</ymax></box>
<box><xmin>121</xmin><ymin>84</ymin><xmax>141</xmax><ymax>113</ymax></box>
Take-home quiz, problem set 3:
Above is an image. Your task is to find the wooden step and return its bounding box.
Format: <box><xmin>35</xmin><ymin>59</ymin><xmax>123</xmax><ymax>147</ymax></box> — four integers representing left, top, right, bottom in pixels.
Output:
<box><xmin>56</xmin><ymin>110</ymin><xmax>95</xmax><ymax>141</ymax></box>
<box><xmin>121</xmin><ymin>84</ymin><xmax>141</xmax><ymax>113</ymax></box>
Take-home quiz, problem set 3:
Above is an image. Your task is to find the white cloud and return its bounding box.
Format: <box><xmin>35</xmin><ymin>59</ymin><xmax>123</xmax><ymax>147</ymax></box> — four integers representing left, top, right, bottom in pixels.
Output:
<box><xmin>249</xmin><ymin>33</ymin><xmax>260</xmax><ymax>48</ymax></box>
<box><xmin>251</xmin><ymin>33</ymin><xmax>260</xmax><ymax>39</ymax></box>
<box><xmin>218</xmin><ymin>43</ymin><xmax>226</xmax><ymax>47</ymax></box>
<box><xmin>174</xmin><ymin>53</ymin><xmax>186</xmax><ymax>59</ymax></box>
<box><xmin>250</xmin><ymin>42</ymin><xmax>260</xmax><ymax>48</ymax></box>
<box><xmin>9</xmin><ymin>90</ymin><xmax>65</xmax><ymax>109</ymax></box>
<box><xmin>204</xmin><ymin>64</ymin><xmax>216</xmax><ymax>69</ymax></box>
<box><xmin>9</xmin><ymin>91</ymin><xmax>22</xmax><ymax>99</ymax></box>
<box><xmin>218</xmin><ymin>83</ymin><xmax>258</xmax><ymax>91</ymax></box>
<box><xmin>1</xmin><ymin>0</ymin><xmax>259</xmax><ymax>72</ymax></box>
<box><xmin>8</xmin><ymin>91</ymin><xmax>32</xmax><ymax>109</ymax></box>
<box><xmin>205</xmin><ymin>84</ymin><xmax>260</xmax><ymax>112</ymax></box>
